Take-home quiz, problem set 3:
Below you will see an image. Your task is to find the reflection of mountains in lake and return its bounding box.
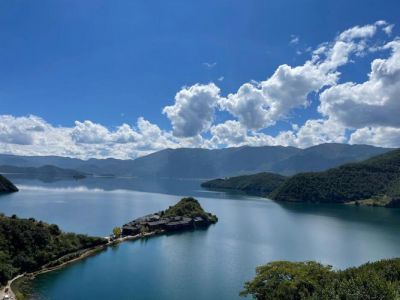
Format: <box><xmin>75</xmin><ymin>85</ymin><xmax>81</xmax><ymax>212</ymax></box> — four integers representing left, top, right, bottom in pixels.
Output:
<box><xmin>8</xmin><ymin>176</ymin><xmax>237</xmax><ymax>198</ymax></box>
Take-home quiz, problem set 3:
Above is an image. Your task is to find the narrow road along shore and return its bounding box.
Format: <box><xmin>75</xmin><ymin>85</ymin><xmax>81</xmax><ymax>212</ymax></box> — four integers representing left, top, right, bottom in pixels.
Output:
<box><xmin>0</xmin><ymin>274</ymin><xmax>24</xmax><ymax>300</ymax></box>
<box><xmin>0</xmin><ymin>231</ymin><xmax>158</xmax><ymax>299</ymax></box>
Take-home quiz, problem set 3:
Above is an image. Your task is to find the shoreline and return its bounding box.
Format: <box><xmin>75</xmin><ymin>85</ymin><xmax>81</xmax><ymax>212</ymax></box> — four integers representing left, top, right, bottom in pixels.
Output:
<box><xmin>1</xmin><ymin>197</ymin><xmax>217</xmax><ymax>299</ymax></box>
<box><xmin>1</xmin><ymin>231</ymin><xmax>159</xmax><ymax>300</ymax></box>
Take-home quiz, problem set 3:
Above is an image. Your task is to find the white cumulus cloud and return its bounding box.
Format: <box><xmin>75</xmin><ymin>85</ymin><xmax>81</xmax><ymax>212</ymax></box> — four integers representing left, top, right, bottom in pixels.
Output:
<box><xmin>0</xmin><ymin>115</ymin><xmax>50</xmax><ymax>145</ymax></box>
<box><xmin>163</xmin><ymin>83</ymin><xmax>221</xmax><ymax>137</ymax></box>
<box><xmin>217</xmin><ymin>22</ymin><xmax>389</xmax><ymax>131</ymax></box>
<box><xmin>319</xmin><ymin>39</ymin><xmax>400</xmax><ymax>129</ymax></box>
<box><xmin>350</xmin><ymin>126</ymin><xmax>400</xmax><ymax>148</ymax></box>
<box><xmin>0</xmin><ymin>22</ymin><xmax>398</xmax><ymax>158</ymax></box>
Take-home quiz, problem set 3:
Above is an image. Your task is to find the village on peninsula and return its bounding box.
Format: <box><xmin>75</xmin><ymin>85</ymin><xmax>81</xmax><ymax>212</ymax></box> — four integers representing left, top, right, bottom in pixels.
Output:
<box><xmin>120</xmin><ymin>197</ymin><xmax>218</xmax><ymax>237</ymax></box>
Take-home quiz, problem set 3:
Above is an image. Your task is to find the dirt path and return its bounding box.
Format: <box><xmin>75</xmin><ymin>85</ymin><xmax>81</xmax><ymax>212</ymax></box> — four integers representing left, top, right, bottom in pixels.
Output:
<box><xmin>0</xmin><ymin>274</ymin><xmax>24</xmax><ymax>300</ymax></box>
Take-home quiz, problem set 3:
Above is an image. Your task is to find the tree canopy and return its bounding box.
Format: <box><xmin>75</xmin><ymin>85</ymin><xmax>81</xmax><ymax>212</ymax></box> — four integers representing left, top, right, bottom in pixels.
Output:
<box><xmin>203</xmin><ymin>149</ymin><xmax>400</xmax><ymax>206</ymax></box>
<box><xmin>271</xmin><ymin>149</ymin><xmax>400</xmax><ymax>204</ymax></box>
<box><xmin>241</xmin><ymin>258</ymin><xmax>400</xmax><ymax>300</ymax></box>
<box><xmin>0</xmin><ymin>214</ymin><xmax>106</xmax><ymax>285</ymax></box>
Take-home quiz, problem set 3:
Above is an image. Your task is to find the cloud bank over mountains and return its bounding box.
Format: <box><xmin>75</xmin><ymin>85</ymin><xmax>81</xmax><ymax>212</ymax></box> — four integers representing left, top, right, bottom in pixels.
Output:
<box><xmin>1</xmin><ymin>21</ymin><xmax>399</xmax><ymax>159</ymax></box>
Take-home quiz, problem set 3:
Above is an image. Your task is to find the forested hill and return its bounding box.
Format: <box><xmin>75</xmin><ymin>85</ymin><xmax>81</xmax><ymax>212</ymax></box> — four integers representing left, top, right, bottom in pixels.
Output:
<box><xmin>0</xmin><ymin>214</ymin><xmax>107</xmax><ymax>285</ymax></box>
<box><xmin>201</xmin><ymin>172</ymin><xmax>286</xmax><ymax>196</ymax></box>
<box><xmin>201</xmin><ymin>149</ymin><xmax>400</xmax><ymax>207</ymax></box>
<box><xmin>270</xmin><ymin>149</ymin><xmax>400</xmax><ymax>205</ymax></box>
<box><xmin>0</xmin><ymin>175</ymin><xmax>18</xmax><ymax>193</ymax></box>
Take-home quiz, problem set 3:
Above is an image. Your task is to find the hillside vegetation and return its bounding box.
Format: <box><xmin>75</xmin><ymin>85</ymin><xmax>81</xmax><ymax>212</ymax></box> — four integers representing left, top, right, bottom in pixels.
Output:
<box><xmin>201</xmin><ymin>172</ymin><xmax>286</xmax><ymax>196</ymax></box>
<box><xmin>0</xmin><ymin>175</ymin><xmax>18</xmax><ymax>193</ymax></box>
<box><xmin>271</xmin><ymin>149</ymin><xmax>400</xmax><ymax>204</ymax></box>
<box><xmin>162</xmin><ymin>197</ymin><xmax>218</xmax><ymax>223</ymax></box>
<box><xmin>241</xmin><ymin>258</ymin><xmax>400</xmax><ymax>300</ymax></box>
<box><xmin>0</xmin><ymin>214</ymin><xmax>107</xmax><ymax>285</ymax></box>
<box><xmin>202</xmin><ymin>149</ymin><xmax>400</xmax><ymax>206</ymax></box>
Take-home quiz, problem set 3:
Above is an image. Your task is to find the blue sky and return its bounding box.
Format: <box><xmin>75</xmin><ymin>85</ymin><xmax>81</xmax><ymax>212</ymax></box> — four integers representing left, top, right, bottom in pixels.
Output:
<box><xmin>0</xmin><ymin>0</ymin><xmax>400</xmax><ymax>159</ymax></box>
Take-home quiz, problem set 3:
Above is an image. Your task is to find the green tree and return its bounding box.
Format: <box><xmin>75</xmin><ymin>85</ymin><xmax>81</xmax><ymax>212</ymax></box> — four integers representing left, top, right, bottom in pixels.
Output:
<box><xmin>241</xmin><ymin>259</ymin><xmax>400</xmax><ymax>300</ymax></box>
<box><xmin>112</xmin><ymin>227</ymin><xmax>121</xmax><ymax>238</ymax></box>
<box><xmin>241</xmin><ymin>261</ymin><xmax>333</xmax><ymax>300</ymax></box>
<box><xmin>140</xmin><ymin>226</ymin><xmax>149</xmax><ymax>235</ymax></box>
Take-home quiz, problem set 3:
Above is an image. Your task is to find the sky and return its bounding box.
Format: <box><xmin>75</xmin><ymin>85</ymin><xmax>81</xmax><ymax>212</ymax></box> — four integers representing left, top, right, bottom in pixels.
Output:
<box><xmin>0</xmin><ymin>0</ymin><xmax>400</xmax><ymax>159</ymax></box>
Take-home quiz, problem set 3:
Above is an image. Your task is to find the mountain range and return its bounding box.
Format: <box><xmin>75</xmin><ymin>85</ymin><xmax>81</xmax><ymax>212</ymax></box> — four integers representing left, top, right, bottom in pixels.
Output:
<box><xmin>0</xmin><ymin>143</ymin><xmax>392</xmax><ymax>179</ymax></box>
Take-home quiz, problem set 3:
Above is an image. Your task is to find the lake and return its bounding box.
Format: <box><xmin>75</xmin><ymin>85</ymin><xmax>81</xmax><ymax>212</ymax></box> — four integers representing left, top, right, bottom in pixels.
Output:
<box><xmin>1</xmin><ymin>177</ymin><xmax>400</xmax><ymax>299</ymax></box>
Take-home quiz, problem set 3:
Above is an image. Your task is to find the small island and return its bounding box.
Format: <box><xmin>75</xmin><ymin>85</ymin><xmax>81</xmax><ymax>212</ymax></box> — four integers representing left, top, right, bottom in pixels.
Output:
<box><xmin>121</xmin><ymin>197</ymin><xmax>218</xmax><ymax>237</ymax></box>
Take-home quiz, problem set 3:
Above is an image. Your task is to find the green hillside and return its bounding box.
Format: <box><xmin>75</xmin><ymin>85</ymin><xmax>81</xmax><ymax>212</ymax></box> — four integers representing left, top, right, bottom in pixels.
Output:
<box><xmin>0</xmin><ymin>214</ymin><xmax>106</xmax><ymax>285</ymax></box>
<box><xmin>270</xmin><ymin>149</ymin><xmax>400</xmax><ymax>205</ymax></box>
<box><xmin>201</xmin><ymin>172</ymin><xmax>287</xmax><ymax>196</ymax></box>
<box><xmin>201</xmin><ymin>149</ymin><xmax>400</xmax><ymax>206</ymax></box>
<box><xmin>162</xmin><ymin>197</ymin><xmax>218</xmax><ymax>223</ymax></box>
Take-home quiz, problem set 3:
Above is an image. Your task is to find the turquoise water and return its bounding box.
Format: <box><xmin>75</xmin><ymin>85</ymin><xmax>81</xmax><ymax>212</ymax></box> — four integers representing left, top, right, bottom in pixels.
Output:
<box><xmin>1</xmin><ymin>177</ymin><xmax>400</xmax><ymax>299</ymax></box>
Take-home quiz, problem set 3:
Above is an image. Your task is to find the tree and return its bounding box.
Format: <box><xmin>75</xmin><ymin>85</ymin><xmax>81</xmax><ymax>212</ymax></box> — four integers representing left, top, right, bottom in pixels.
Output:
<box><xmin>112</xmin><ymin>227</ymin><xmax>121</xmax><ymax>238</ymax></box>
<box><xmin>140</xmin><ymin>226</ymin><xmax>149</xmax><ymax>235</ymax></box>
<box><xmin>241</xmin><ymin>259</ymin><xmax>400</xmax><ymax>300</ymax></box>
<box><xmin>240</xmin><ymin>261</ymin><xmax>333</xmax><ymax>300</ymax></box>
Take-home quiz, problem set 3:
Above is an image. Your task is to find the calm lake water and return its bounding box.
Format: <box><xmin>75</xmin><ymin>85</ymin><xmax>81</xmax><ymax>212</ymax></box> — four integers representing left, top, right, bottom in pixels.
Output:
<box><xmin>1</xmin><ymin>177</ymin><xmax>400</xmax><ymax>300</ymax></box>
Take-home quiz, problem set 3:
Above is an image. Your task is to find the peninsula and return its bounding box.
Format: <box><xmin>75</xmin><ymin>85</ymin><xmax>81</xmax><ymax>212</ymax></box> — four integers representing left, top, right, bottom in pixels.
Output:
<box><xmin>121</xmin><ymin>197</ymin><xmax>218</xmax><ymax>237</ymax></box>
<box><xmin>0</xmin><ymin>213</ymin><xmax>107</xmax><ymax>299</ymax></box>
<box><xmin>1</xmin><ymin>197</ymin><xmax>217</xmax><ymax>299</ymax></box>
<box><xmin>0</xmin><ymin>174</ymin><xmax>18</xmax><ymax>193</ymax></box>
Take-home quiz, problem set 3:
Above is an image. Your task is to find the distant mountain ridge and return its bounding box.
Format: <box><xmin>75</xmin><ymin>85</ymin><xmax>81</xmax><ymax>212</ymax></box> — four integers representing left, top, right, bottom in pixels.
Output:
<box><xmin>0</xmin><ymin>143</ymin><xmax>392</xmax><ymax>179</ymax></box>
